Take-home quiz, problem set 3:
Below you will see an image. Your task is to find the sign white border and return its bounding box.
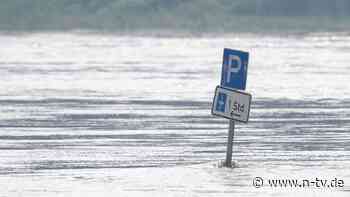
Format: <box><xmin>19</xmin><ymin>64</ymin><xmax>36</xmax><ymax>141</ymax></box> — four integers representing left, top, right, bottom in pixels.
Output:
<box><xmin>211</xmin><ymin>86</ymin><xmax>252</xmax><ymax>123</ymax></box>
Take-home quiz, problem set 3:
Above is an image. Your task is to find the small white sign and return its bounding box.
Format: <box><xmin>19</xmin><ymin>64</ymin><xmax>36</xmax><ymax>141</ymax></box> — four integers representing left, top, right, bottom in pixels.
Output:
<box><xmin>211</xmin><ymin>86</ymin><xmax>252</xmax><ymax>123</ymax></box>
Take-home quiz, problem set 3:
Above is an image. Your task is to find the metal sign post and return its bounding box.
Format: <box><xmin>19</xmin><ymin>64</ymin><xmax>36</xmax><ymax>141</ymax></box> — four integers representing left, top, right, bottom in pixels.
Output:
<box><xmin>211</xmin><ymin>48</ymin><xmax>251</xmax><ymax>168</ymax></box>
<box><xmin>212</xmin><ymin>86</ymin><xmax>251</xmax><ymax>167</ymax></box>
<box><xmin>225</xmin><ymin>120</ymin><xmax>235</xmax><ymax>167</ymax></box>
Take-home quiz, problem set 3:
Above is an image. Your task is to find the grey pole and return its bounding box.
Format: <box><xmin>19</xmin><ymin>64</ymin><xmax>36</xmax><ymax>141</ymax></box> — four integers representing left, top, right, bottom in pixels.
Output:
<box><xmin>225</xmin><ymin>120</ymin><xmax>235</xmax><ymax>167</ymax></box>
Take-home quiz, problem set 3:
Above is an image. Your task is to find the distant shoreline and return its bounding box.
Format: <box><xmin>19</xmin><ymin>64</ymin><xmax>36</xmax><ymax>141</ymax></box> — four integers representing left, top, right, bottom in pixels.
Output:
<box><xmin>1</xmin><ymin>16</ymin><xmax>350</xmax><ymax>36</ymax></box>
<box><xmin>2</xmin><ymin>1</ymin><xmax>350</xmax><ymax>35</ymax></box>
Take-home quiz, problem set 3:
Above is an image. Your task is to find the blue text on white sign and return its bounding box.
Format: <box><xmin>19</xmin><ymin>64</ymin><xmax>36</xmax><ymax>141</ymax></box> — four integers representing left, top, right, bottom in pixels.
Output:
<box><xmin>212</xmin><ymin>86</ymin><xmax>252</xmax><ymax>123</ymax></box>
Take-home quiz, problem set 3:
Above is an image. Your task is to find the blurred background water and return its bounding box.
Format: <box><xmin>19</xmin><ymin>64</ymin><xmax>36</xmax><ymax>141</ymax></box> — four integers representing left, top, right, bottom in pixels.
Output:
<box><xmin>0</xmin><ymin>32</ymin><xmax>349</xmax><ymax>196</ymax></box>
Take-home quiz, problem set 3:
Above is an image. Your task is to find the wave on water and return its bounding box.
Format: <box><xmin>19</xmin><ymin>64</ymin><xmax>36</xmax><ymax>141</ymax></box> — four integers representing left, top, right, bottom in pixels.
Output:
<box><xmin>0</xmin><ymin>97</ymin><xmax>349</xmax><ymax>174</ymax></box>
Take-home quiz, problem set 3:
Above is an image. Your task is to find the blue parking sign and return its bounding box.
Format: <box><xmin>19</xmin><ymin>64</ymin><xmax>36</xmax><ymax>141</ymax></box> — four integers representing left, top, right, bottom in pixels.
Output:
<box><xmin>221</xmin><ymin>48</ymin><xmax>249</xmax><ymax>90</ymax></box>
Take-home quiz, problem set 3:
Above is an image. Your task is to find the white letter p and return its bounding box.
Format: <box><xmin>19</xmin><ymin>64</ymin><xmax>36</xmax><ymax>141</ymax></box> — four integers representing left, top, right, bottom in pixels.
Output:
<box><xmin>226</xmin><ymin>55</ymin><xmax>242</xmax><ymax>83</ymax></box>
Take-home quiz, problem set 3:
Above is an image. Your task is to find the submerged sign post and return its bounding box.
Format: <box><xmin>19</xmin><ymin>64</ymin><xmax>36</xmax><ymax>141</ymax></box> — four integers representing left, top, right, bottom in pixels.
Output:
<box><xmin>211</xmin><ymin>48</ymin><xmax>252</xmax><ymax>167</ymax></box>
